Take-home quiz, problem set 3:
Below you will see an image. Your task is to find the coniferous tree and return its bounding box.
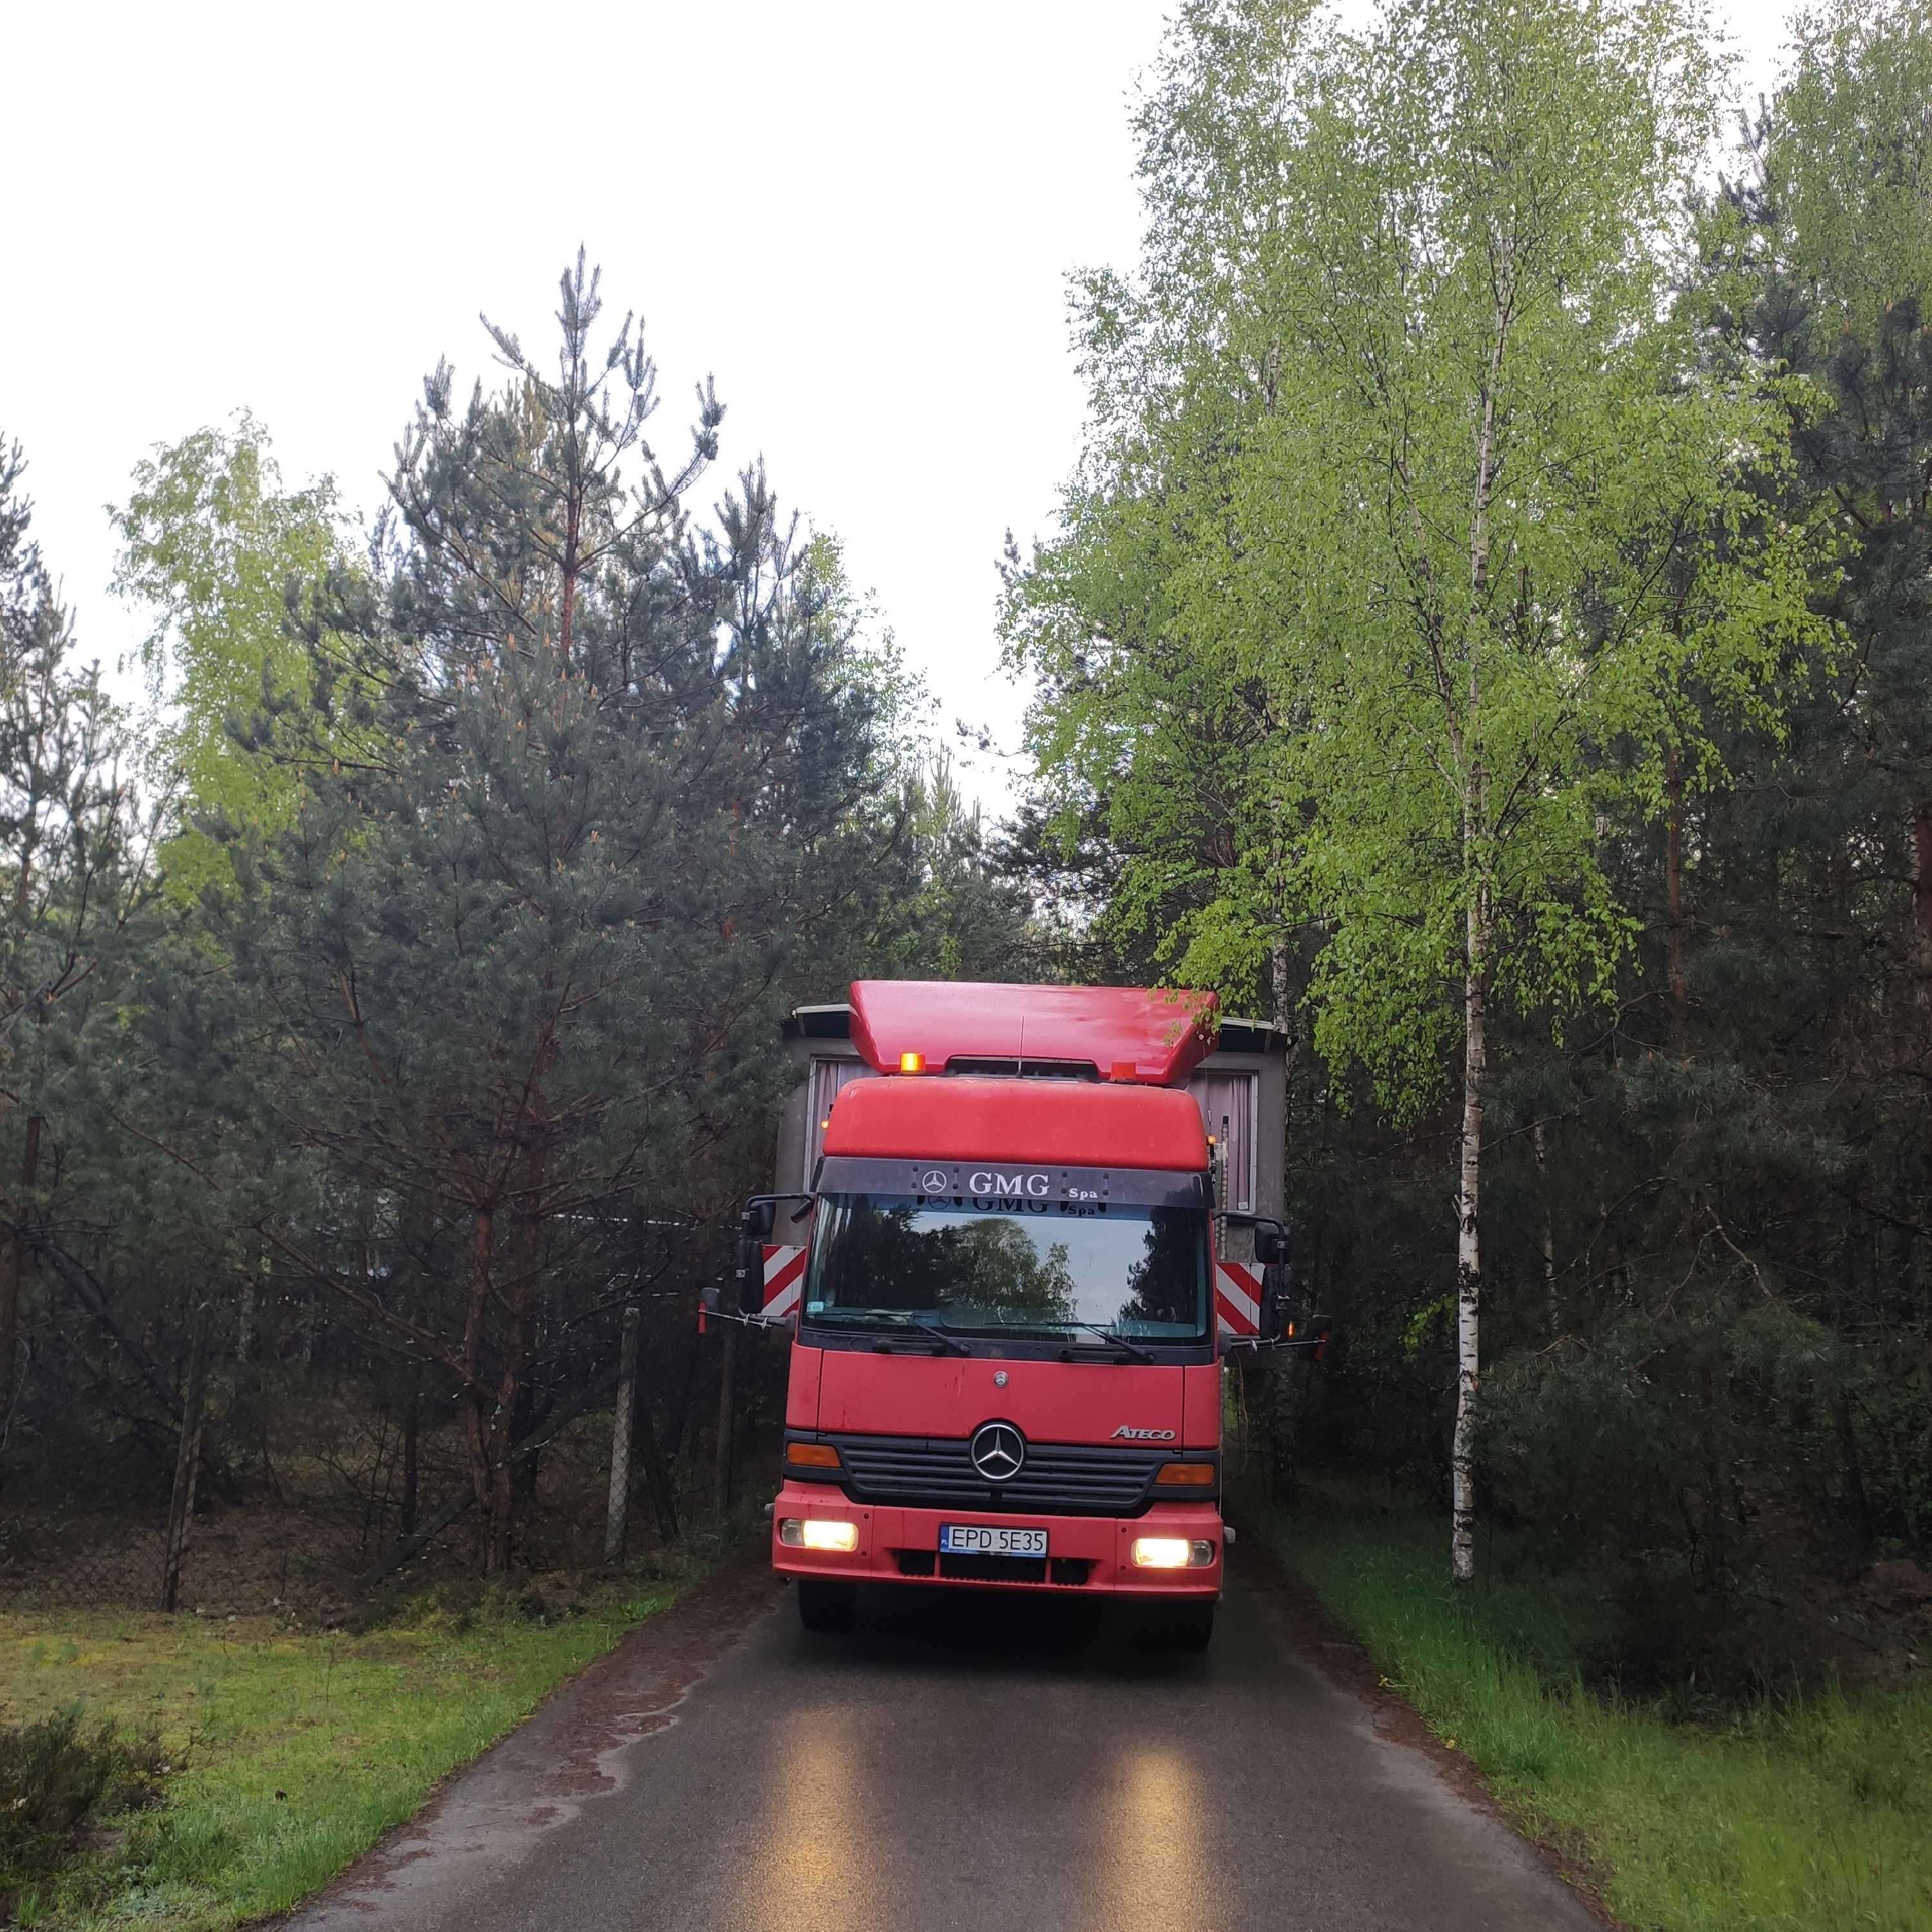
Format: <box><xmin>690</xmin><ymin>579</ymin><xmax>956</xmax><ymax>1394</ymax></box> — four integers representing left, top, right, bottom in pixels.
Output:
<box><xmin>209</xmin><ymin>260</ymin><xmax>887</xmax><ymax>1567</ymax></box>
<box><xmin>0</xmin><ymin>440</ymin><xmax>165</xmax><ymax>1455</ymax></box>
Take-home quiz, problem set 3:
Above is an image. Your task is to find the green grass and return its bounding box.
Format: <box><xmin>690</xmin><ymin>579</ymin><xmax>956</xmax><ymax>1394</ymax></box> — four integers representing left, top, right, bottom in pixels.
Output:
<box><xmin>0</xmin><ymin>1535</ymin><xmax>736</xmax><ymax>1932</ymax></box>
<box><xmin>1254</xmin><ymin>1494</ymin><xmax>1932</xmax><ymax>1932</ymax></box>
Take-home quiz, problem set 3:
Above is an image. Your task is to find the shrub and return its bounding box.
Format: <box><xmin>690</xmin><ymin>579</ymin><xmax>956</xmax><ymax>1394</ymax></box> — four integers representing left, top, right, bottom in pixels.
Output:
<box><xmin>0</xmin><ymin>1708</ymin><xmax>163</xmax><ymax>1893</ymax></box>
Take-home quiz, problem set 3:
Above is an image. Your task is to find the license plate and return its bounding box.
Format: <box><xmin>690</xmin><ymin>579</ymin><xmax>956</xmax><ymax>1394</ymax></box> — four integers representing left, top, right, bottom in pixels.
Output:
<box><xmin>939</xmin><ymin>1524</ymin><xmax>1047</xmax><ymax>1557</ymax></box>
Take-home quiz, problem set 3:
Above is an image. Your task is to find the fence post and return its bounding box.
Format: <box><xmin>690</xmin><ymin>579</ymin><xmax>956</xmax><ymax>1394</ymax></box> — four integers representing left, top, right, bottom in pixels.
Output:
<box><xmin>605</xmin><ymin>1306</ymin><xmax>640</xmax><ymax>1560</ymax></box>
<box><xmin>160</xmin><ymin>1301</ymin><xmax>213</xmax><ymax>1613</ymax></box>
<box><xmin>714</xmin><ymin>1325</ymin><xmax>737</xmax><ymax>1515</ymax></box>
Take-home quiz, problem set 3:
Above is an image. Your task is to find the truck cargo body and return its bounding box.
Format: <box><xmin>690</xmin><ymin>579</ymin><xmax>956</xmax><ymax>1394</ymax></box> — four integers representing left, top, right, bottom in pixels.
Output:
<box><xmin>752</xmin><ymin>981</ymin><xmax>1288</xmax><ymax>1639</ymax></box>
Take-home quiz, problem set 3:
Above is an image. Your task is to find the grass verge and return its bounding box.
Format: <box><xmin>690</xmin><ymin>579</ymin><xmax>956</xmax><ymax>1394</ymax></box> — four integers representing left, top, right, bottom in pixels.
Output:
<box><xmin>0</xmin><ymin>1526</ymin><xmax>743</xmax><ymax>1931</ymax></box>
<box><xmin>1250</xmin><ymin>1492</ymin><xmax>1932</xmax><ymax>1932</ymax></box>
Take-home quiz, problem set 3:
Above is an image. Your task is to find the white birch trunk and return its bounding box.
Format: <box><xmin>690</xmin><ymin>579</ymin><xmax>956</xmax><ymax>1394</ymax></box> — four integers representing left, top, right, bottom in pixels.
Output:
<box><xmin>1533</xmin><ymin>1119</ymin><xmax>1558</xmax><ymax>1338</ymax></box>
<box><xmin>1451</xmin><ymin>876</ymin><xmax>1489</xmax><ymax>1584</ymax></box>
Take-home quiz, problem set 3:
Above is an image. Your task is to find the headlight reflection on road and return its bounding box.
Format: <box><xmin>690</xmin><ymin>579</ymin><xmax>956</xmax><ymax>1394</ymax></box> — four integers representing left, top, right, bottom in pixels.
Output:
<box><xmin>1086</xmin><ymin>1743</ymin><xmax>1215</xmax><ymax>1932</ymax></box>
<box><xmin>724</xmin><ymin>1712</ymin><xmax>869</xmax><ymax>1932</ymax></box>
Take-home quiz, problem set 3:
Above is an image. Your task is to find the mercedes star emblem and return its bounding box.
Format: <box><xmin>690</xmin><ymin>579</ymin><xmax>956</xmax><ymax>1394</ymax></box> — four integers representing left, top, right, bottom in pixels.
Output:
<box><xmin>920</xmin><ymin>1169</ymin><xmax>950</xmax><ymax>1192</ymax></box>
<box><xmin>969</xmin><ymin>1421</ymin><xmax>1025</xmax><ymax>1482</ymax></box>
<box><xmin>992</xmin><ymin>1370</ymin><xmax>1009</xmax><ymax>1387</ymax></box>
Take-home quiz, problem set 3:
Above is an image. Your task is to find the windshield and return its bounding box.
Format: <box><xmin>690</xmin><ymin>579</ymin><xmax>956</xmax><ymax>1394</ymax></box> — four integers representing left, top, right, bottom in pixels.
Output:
<box><xmin>804</xmin><ymin>1192</ymin><xmax>1210</xmax><ymax>1342</ymax></box>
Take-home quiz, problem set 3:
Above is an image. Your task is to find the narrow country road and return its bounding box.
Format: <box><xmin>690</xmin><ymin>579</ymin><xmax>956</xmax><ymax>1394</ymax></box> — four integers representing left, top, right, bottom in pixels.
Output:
<box><xmin>287</xmin><ymin>1553</ymin><xmax>1598</xmax><ymax>1932</ymax></box>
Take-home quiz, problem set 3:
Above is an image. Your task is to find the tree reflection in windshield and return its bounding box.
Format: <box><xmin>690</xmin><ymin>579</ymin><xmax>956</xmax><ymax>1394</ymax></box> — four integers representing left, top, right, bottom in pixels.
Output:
<box><xmin>808</xmin><ymin>1194</ymin><xmax>1208</xmax><ymax>1339</ymax></box>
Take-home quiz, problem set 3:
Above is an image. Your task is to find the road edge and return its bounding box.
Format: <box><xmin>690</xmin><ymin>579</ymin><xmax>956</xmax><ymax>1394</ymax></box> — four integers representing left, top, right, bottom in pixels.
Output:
<box><xmin>261</xmin><ymin>1552</ymin><xmax>784</xmax><ymax>1932</ymax></box>
<box><xmin>1226</xmin><ymin>1518</ymin><xmax>1632</xmax><ymax>1932</ymax></box>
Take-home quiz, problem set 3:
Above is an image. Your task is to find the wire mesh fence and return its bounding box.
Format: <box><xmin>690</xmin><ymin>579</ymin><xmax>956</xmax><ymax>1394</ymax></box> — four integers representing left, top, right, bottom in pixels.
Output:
<box><xmin>1</xmin><ymin>1273</ymin><xmax>776</xmax><ymax>1619</ymax></box>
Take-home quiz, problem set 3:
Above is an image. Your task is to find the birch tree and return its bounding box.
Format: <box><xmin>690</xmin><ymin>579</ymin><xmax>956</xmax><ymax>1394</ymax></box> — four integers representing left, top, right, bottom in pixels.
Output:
<box><xmin>1009</xmin><ymin>0</ymin><xmax>1824</xmax><ymax>1578</ymax></box>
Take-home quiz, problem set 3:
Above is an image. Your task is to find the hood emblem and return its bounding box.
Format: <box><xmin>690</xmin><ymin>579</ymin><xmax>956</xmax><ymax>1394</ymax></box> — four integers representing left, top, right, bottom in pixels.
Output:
<box><xmin>1112</xmin><ymin>1425</ymin><xmax>1177</xmax><ymax>1441</ymax></box>
<box><xmin>969</xmin><ymin>1421</ymin><xmax>1025</xmax><ymax>1482</ymax></box>
<box><xmin>992</xmin><ymin>1370</ymin><xmax>1009</xmax><ymax>1387</ymax></box>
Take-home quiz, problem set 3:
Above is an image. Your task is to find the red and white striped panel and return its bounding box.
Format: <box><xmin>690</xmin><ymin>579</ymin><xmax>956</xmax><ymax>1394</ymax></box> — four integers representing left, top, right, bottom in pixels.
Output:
<box><xmin>1215</xmin><ymin>1260</ymin><xmax>1262</xmax><ymax>1339</ymax></box>
<box><xmin>761</xmin><ymin>1244</ymin><xmax>807</xmax><ymax>1320</ymax></box>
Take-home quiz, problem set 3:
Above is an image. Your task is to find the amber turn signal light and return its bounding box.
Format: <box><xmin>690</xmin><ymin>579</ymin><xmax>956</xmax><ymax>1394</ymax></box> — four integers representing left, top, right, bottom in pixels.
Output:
<box><xmin>786</xmin><ymin>1441</ymin><xmax>841</xmax><ymax>1470</ymax></box>
<box><xmin>1153</xmin><ymin>1461</ymin><xmax>1216</xmax><ymax>1488</ymax></box>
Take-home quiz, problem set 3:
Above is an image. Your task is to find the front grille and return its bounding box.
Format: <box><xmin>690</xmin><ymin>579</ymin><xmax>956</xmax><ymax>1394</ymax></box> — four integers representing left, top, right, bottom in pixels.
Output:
<box><xmin>831</xmin><ymin>1434</ymin><xmax>1173</xmax><ymax>1515</ymax></box>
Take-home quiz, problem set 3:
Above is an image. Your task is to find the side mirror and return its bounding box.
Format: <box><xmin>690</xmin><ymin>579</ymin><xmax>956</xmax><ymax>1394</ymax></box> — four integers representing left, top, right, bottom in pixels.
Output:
<box><xmin>1254</xmin><ymin>1221</ymin><xmax>1294</xmax><ymax>1342</ymax></box>
<box><xmin>731</xmin><ymin>1195</ymin><xmax>813</xmax><ymax>1318</ymax></box>
<box><xmin>734</xmin><ymin>1200</ymin><xmax>775</xmax><ymax>1314</ymax></box>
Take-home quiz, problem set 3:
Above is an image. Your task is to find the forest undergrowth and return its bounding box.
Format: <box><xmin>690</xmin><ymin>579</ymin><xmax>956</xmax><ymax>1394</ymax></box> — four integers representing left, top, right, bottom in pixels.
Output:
<box><xmin>1253</xmin><ymin>1488</ymin><xmax>1932</xmax><ymax>1932</ymax></box>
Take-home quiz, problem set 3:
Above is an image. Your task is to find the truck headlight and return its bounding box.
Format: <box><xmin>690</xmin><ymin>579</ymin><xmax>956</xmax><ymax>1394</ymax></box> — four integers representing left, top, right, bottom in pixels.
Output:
<box><xmin>1130</xmin><ymin>1537</ymin><xmax>1217</xmax><ymax>1569</ymax></box>
<box><xmin>779</xmin><ymin>1518</ymin><xmax>858</xmax><ymax>1552</ymax></box>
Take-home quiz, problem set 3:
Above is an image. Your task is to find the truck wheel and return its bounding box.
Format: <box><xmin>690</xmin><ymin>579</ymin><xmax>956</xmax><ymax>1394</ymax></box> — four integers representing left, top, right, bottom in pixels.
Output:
<box><xmin>1154</xmin><ymin>1601</ymin><xmax>1215</xmax><ymax>1653</ymax></box>
<box><xmin>797</xmin><ymin>1580</ymin><xmax>858</xmax><ymax>1633</ymax></box>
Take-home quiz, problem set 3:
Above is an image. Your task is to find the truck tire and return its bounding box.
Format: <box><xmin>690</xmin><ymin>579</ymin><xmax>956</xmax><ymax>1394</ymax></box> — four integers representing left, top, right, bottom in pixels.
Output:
<box><xmin>1153</xmin><ymin>1600</ymin><xmax>1215</xmax><ymax>1653</ymax></box>
<box><xmin>797</xmin><ymin>1579</ymin><xmax>858</xmax><ymax>1633</ymax></box>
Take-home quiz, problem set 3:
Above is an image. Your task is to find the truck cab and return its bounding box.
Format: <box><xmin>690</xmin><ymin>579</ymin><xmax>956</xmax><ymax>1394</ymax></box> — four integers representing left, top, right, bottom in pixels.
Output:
<box><xmin>743</xmin><ymin>981</ymin><xmax>1291</xmax><ymax>1649</ymax></box>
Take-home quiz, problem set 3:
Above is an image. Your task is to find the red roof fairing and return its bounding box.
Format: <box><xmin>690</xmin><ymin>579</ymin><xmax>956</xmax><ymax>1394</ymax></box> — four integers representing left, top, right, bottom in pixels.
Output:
<box><xmin>847</xmin><ymin>980</ymin><xmax>1218</xmax><ymax>1085</ymax></box>
<box><xmin>821</xmin><ymin>1075</ymin><xmax>1209</xmax><ymax>1172</ymax></box>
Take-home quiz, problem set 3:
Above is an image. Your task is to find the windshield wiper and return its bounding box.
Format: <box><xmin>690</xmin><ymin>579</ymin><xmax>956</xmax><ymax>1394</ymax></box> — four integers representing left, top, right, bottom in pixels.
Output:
<box><xmin>862</xmin><ymin>1314</ymin><xmax>971</xmax><ymax>1358</ymax></box>
<box><xmin>1056</xmin><ymin>1322</ymin><xmax>1156</xmax><ymax>1365</ymax></box>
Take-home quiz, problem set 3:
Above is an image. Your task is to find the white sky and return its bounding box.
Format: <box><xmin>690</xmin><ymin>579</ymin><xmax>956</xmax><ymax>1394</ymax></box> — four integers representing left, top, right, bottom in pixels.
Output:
<box><xmin>6</xmin><ymin>0</ymin><xmax>1790</xmax><ymax>812</ymax></box>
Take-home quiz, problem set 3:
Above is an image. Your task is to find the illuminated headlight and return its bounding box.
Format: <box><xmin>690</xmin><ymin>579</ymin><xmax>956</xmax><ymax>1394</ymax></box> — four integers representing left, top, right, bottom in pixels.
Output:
<box><xmin>779</xmin><ymin>1518</ymin><xmax>858</xmax><ymax>1552</ymax></box>
<box><xmin>1130</xmin><ymin>1537</ymin><xmax>1217</xmax><ymax>1569</ymax></box>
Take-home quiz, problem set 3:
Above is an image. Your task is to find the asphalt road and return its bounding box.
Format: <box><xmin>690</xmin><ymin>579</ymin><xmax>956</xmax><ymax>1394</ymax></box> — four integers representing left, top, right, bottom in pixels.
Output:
<box><xmin>289</xmin><ymin>1558</ymin><xmax>1598</xmax><ymax>1932</ymax></box>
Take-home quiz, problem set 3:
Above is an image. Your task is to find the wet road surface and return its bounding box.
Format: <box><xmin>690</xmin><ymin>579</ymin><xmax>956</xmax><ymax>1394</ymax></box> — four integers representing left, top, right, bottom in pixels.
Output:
<box><xmin>288</xmin><ymin>1558</ymin><xmax>1597</xmax><ymax>1932</ymax></box>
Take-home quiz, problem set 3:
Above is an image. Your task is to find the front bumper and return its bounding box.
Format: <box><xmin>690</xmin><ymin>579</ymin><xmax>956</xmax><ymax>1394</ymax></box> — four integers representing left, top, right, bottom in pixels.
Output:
<box><xmin>770</xmin><ymin>1481</ymin><xmax>1222</xmax><ymax>1598</ymax></box>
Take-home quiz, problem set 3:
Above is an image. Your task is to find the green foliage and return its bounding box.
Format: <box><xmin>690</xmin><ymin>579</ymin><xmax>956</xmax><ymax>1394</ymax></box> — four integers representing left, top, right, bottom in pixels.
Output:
<box><xmin>0</xmin><ymin>437</ymin><xmax>167</xmax><ymax>1435</ymax></box>
<box><xmin>871</xmin><ymin>751</ymin><xmax>1037</xmax><ymax>981</ymax></box>
<box><xmin>1761</xmin><ymin>0</ymin><xmax>1932</xmax><ymax>337</ymax></box>
<box><xmin>1002</xmin><ymin>0</ymin><xmax>1931</xmax><ymax>1610</ymax></box>
<box><xmin>0</xmin><ymin>1549</ymin><xmax>723</xmax><ymax>1932</ymax></box>
<box><xmin>110</xmin><ymin>414</ymin><xmax>350</xmax><ymax>895</ymax></box>
<box><xmin>0</xmin><ymin>1707</ymin><xmax>161</xmax><ymax>1895</ymax></box>
<box><xmin>1007</xmin><ymin>0</ymin><xmax>1842</xmax><ymax>1585</ymax></box>
<box><xmin>184</xmin><ymin>256</ymin><xmax>894</xmax><ymax>1568</ymax></box>
<box><xmin>1479</xmin><ymin>1298</ymin><xmax>1878</xmax><ymax>1683</ymax></box>
<box><xmin>1260</xmin><ymin>1498</ymin><xmax>1932</xmax><ymax>1932</ymax></box>
<box><xmin>7</xmin><ymin>249</ymin><xmax>1045</xmax><ymax>1590</ymax></box>
<box><xmin>1012</xmin><ymin>0</ymin><xmax>1822</xmax><ymax>1113</ymax></box>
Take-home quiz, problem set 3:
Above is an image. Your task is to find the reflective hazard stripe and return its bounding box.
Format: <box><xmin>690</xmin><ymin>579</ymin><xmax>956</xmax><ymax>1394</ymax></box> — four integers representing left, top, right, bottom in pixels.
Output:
<box><xmin>762</xmin><ymin>1244</ymin><xmax>807</xmax><ymax>1319</ymax></box>
<box><xmin>1216</xmin><ymin>1260</ymin><xmax>1261</xmax><ymax>1337</ymax></box>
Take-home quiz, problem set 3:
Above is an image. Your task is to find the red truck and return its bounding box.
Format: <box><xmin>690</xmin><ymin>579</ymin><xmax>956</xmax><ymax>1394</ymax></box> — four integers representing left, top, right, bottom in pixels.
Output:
<box><xmin>723</xmin><ymin>980</ymin><xmax>1301</xmax><ymax>1649</ymax></box>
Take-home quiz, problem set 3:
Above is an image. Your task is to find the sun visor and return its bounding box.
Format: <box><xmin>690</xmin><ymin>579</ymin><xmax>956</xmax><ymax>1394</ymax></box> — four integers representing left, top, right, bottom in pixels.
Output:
<box><xmin>847</xmin><ymin>980</ymin><xmax>1218</xmax><ymax>1085</ymax></box>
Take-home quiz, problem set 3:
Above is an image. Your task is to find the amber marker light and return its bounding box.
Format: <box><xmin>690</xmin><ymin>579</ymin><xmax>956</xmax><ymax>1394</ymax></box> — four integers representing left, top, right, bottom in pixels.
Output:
<box><xmin>785</xmin><ymin>1441</ymin><xmax>841</xmax><ymax>1470</ymax></box>
<box><xmin>1153</xmin><ymin>1462</ymin><xmax>1217</xmax><ymax>1488</ymax></box>
<box><xmin>898</xmin><ymin>1051</ymin><xmax>927</xmax><ymax>1074</ymax></box>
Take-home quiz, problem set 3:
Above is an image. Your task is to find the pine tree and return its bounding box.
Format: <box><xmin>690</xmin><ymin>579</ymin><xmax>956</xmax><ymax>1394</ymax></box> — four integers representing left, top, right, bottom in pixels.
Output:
<box><xmin>0</xmin><ymin>439</ymin><xmax>164</xmax><ymax>1448</ymax></box>
<box><xmin>211</xmin><ymin>259</ymin><xmax>887</xmax><ymax>1567</ymax></box>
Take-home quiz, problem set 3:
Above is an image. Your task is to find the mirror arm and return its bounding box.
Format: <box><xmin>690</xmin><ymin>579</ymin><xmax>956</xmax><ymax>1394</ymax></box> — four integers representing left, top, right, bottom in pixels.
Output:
<box><xmin>1224</xmin><ymin>1329</ymin><xmax>1330</xmax><ymax>1358</ymax></box>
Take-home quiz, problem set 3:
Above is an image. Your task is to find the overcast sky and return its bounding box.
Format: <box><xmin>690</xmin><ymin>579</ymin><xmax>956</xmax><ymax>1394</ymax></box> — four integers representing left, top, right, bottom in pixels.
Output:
<box><xmin>6</xmin><ymin>0</ymin><xmax>1790</xmax><ymax>810</ymax></box>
